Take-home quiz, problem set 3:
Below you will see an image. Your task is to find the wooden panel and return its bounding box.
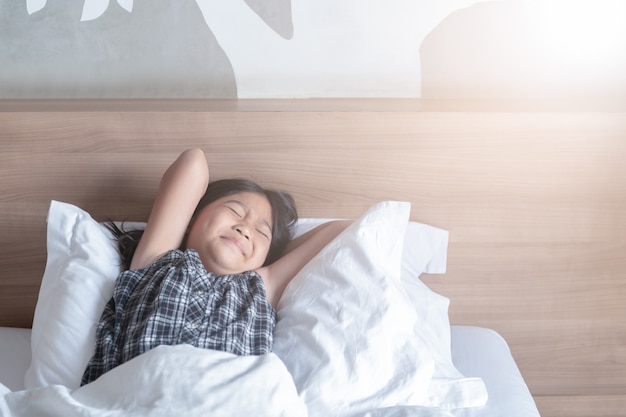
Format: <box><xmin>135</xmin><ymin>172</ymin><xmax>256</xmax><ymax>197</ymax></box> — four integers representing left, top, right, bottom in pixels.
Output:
<box><xmin>0</xmin><ymin>99</ymin><xmax>625</xmax><ymax>415</ymax></box>
<box><xmin>535</xmin><ymin>395</ymin><xmax>626</xmax><ymax>417</ymax></box>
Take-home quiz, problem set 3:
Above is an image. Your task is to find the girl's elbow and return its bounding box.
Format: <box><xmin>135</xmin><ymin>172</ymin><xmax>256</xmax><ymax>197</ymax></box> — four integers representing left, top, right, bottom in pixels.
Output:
<box><xmin>184</xmin><ymin>149</ymin><xmax>210</xmax><ymax>185</ymax></box>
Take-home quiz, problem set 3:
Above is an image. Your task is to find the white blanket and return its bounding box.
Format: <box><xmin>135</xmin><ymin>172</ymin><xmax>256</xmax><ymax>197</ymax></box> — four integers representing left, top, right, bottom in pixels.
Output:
<box><xmin>1</xmin><ymin>345</ymin><xmax>307</xmax><ymax>417</ymax></box>
<box><xmin>1</xmin><ymin>344</ymin><xmax>458</xmax><ymax>417</ymax></box>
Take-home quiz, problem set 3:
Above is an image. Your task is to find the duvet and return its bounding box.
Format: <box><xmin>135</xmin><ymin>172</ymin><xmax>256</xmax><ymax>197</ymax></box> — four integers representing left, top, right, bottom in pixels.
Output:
<box><xmin>0</xmin><ymin>345</ymin><xmax>455</xmax><ymax>417</ymax></box>
<box><xmin>1</xmin><ymin>345</ymin><xmax>305</xmax><ymax>417</ymax></box>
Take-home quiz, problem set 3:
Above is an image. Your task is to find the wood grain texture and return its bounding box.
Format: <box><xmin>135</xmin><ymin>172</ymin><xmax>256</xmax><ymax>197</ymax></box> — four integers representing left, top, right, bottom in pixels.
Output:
<box><xmin>1</xmin><ymin>99</ymin><xmax>624</xmax><ymax>416</ymax></box>
<box><xmin>534</xmin><ymin>395</ymin><xmax>626</xmax><ymax>417</ymax></box>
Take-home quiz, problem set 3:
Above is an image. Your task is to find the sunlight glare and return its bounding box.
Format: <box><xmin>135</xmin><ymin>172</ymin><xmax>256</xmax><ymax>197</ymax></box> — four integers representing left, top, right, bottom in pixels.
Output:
<box><xmin>536</xmin><ymin>0</ymin><xmax>626</xmax><ymax>72</ymax></box>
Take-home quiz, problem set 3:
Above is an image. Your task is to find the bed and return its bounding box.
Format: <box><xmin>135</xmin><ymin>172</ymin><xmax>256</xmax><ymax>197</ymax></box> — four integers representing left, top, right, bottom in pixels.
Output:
<box><xmin>1</xmin><ymin>98</ymin><xmax>624</xmax><ymax>416</ymax></box>
<box><xmin>0</xmin><ymin>197</ymin><xmax>538</xmax><ymax>417</ymax></box>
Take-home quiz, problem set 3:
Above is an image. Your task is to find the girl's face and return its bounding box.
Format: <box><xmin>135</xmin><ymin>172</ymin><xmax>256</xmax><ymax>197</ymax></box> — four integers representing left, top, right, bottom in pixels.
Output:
<box><xmin>185</xmin><ymin>192</ymin><xmax>273</xmax><ymax>275</ymax></box>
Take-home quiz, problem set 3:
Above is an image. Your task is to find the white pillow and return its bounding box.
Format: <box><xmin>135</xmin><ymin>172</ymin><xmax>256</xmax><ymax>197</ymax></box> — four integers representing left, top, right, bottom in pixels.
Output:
<box><xmin>399</xmin><ymin>225</ymin><xmax>486</xmax><ymax>408</ymax></box>
<box><xmin>294</xmin><ymin>215</ymin><xmax>486</xmax><ymax>410</ymax></box>
<box><xmin>402</xmin><ymin>221</ymin><xmax>448</xmax><ymax>275</ymax></box>
<box><xmin>273</xmin><ymin>201</ymin><xmax>437</xmax><ymax>416</ymax></box>
<box><xmin>274</xmin><ymin>202</ymin><xmax>487</xmax><ymax>414</ymax></box>
<box><xmin>25</xmin><ymin>201</ymin><xmax>121</xmax><ymax>389</ymax></box>
<box><xmin>295</xmin><ymin>218</ymin><xmax>449</xmax><ymax>276</ymax></box>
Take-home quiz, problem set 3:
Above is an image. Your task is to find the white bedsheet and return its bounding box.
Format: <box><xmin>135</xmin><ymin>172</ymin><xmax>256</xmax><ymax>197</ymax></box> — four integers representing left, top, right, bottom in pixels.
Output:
<box><xmin>449</xmin><ymin>327</ymin><xmax>540</xmax><ymax>417</ymax></box>
<box><xmin>0</xmin><ymin>326</ymin><xmax>540</xmax><ymax>417</ymax></box>
<box><xmin>0</xmin><ymin>328</ymin><xmax>31</xmax><ymax>392</ymax></box>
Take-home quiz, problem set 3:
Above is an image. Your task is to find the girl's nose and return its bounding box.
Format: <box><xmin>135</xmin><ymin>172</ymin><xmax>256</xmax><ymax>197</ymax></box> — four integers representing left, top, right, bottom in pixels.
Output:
<box><xmin>235</xmin><ymin>226</ymin><xmax>250</xmax><ymax>240</ymax></box>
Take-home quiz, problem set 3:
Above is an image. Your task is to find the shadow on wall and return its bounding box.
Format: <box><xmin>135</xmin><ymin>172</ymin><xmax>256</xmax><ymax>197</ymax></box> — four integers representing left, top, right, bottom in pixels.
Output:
<box><xmin>8</xmin><ymin>0</ymin><xmax>625</xmax><ymax>100</ymax></box>
<box><xmin>244</xmin><ymin>0</ymin><xmax>293</xmax><ymax>40</ymax></box>
<box><xmin>0</xmin><ymin>1</ymin><xmax>237</xmax><ymax>98</ymax></box>
<box><xmin>420</xmin><ymin>1</ymin><xmax>626</xmax><ymax>100</ymax></box>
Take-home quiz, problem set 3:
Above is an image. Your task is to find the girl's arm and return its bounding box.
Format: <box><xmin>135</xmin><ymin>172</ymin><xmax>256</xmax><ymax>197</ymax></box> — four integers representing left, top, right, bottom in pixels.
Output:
<box><xmin>131</xmin><ymin>149</ymin><xmax>209</xmax><ymax>270</ymax></box>
<box><xmin>259</xmin><ymin>220</ymin><xmax>352</xmax><ymax>307</ymax></box>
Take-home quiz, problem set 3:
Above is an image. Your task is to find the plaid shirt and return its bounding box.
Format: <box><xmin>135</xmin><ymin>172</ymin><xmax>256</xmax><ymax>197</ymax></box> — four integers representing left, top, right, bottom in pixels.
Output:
<box><xmin>81</xmin><ymin>249</ymin><xmax>276</xmax><ymax>386</ymax></box>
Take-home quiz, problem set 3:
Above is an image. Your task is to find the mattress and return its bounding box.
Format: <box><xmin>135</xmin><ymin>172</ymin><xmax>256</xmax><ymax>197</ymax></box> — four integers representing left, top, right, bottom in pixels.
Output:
<box><xmin>449</xmin><ymin>326</ymin><xmax>540</xmax><ymax>417</ymax></box>
<box><xmin>0</xmin><ymin>327</ymin><xmax>31</xmax><ymax>392</ymax></box>
<box><xmin>0</xmin><ymin>325</ymin><xmax>539</xmax><ymax>416</ymax></box>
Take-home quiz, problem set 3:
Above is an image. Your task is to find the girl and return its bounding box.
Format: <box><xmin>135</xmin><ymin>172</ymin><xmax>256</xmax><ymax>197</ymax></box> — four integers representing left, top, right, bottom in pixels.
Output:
<box><xmin>82</xmin><ymin>149</ymin><xmax>350</xmax><ymax>385</ymax></box>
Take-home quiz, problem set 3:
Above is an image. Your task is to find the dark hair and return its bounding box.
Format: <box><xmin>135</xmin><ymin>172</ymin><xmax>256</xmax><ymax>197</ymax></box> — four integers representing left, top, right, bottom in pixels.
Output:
<box><xmin>108</xmin><ymin>179</ymin><xmax>298</xmax><ymax>271</ymax></box>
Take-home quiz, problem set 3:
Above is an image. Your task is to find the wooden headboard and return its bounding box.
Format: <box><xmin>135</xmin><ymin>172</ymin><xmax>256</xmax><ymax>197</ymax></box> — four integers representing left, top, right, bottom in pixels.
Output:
<box><xmin>1</xmin><ymin>99</ymin><xmax>624</xmax><ymax>416</ymax></box>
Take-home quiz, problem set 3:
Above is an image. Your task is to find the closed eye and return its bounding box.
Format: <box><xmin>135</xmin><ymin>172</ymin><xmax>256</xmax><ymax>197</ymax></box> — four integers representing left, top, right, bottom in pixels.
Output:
<box><xmin>227</xmin><ymin>206</ymin><xmax>243</xmax><ymax>218</ymax></box>
<box><xmin>256</xmin><ymin>228</ymin><xmax>271</xmax><ymax>240</ymax></box>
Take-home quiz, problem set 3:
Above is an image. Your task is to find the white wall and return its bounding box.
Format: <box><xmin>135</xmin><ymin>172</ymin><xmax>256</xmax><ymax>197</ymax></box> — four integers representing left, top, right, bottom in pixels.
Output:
<box><xmin>1</xmin><ymin>0</ymin><xmax>625</xmax><ymax>99</ymax></box>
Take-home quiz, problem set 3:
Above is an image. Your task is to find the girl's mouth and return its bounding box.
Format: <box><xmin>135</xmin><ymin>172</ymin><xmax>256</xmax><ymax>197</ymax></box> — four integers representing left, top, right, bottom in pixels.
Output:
<box><xmin>222</xmin><ymin>236</ymin><xmax>246</xmax><ymax>256</ymax></box>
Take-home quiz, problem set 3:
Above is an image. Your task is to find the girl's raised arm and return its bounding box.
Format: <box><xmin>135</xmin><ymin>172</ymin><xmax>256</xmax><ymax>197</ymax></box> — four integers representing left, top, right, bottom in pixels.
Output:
<box><xmin>131</xmin><ymin>149</ymin><xmax>209</xmax><ymax>270</ymax></box>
